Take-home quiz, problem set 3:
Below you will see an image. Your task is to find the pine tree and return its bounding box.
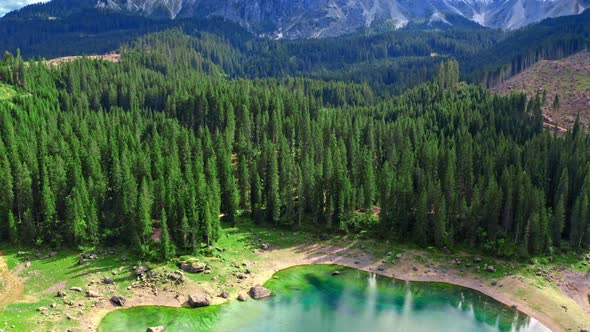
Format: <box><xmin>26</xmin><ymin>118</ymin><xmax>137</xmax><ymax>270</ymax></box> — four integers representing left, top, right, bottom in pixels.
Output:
<box><xmin>267</xmin><ymin>145</ymin><xmax>281</xmax><ymax>224</ymax></box>
<box><xmin>552</xmin><ymin>169</ymin><xmax>568</xmax><ymax>247</ymax></box>
<box><xmin>415</xmin><ymin>190</ymin><xmax>429</xmax><ymax>246</ymax></box>
<box><xmin>41</xmin><ymin>166</ymin><xmax>57</xmax><ymax>245</ymax></box>
<box><xmin>217</xmin><ymin>137</ymin><xmax>239</xmax><ymax>225</ymax></box>
<box><xmin>434</xmin><ymin>200</ymin><xmax>447</xmax><ymax>248</ymax></box>
<box><xmin>137</xmin><ymin>178</ymin><xmax>153</xmax><ymax>250</ymax></box>
<box><xmin>552</xmin><ymin>94</ymin><xmax>560</xmax><ymax>113</ymax></box>
<box><xmin>205</xmin><ymin>157</ymin><xmax>221</xmax><ymax>244</ymax></box>
<box><xmin>160</xmin><ymin>209</ymin><xmax>175</xmax><ymax>260</ymax></box>
<box><xmin>7</xmin><ymin>211</ymin><xmax>17</xmax><ymax>244</ymax></box>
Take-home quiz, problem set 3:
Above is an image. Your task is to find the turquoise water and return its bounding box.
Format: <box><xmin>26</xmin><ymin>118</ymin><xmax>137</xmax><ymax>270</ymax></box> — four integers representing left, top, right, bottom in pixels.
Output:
<box><xmin>100</xmin><ymin>265</ymin><xmax>551</xmax><ymax>332</ymax></box>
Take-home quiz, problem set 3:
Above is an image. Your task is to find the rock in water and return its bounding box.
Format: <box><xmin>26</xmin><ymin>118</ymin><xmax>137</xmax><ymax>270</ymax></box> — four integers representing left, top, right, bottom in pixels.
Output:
<box><xmin>331</xmin><ymin>271</ymin><xmax>341</xmax><ymax>276</ymax></box>
<box><xmin>248</xmin><ymin>286</ymin><xmax>271</xmax><ymax>299</ymax></box>
<box><xmin>188</xmin><ymin>293</ymin><xmax>211</xmax><ymax>308</ymax></box>
<box><xmin>110</xmin><ymin>295</ymin><xmax>127</xmax><ymax>307</ymax></box>
<box><xmin>146</xmin><ymin>326</ymin><xmax>166</xmax><ymax>332</ymax></box>
<box><xmin>237</xmin><ymin>294</ymin><xmax>248</xmax><ymax>302</ymax></box>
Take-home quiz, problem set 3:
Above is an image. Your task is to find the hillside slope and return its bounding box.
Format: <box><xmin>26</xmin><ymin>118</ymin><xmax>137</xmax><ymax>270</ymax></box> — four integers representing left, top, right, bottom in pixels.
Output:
<box><xmin>492</xmin><ymin>51</ymin><xmax>590</xmax><ymax>132</ymax></box>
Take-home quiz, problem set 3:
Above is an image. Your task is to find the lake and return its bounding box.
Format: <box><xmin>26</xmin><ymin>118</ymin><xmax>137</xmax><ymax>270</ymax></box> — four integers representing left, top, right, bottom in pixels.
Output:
<box><xmin>99</xmin><ymin>265</ymin><xmax>551</xmax><ymax>332</ymax></box>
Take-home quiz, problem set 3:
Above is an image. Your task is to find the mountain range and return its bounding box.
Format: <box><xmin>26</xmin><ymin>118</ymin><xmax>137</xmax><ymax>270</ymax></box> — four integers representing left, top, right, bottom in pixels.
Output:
<box><xmin>94</xmin><ymin>0</ymin><xmax>590</xmax><ymax>38</ymax></box>
<box><xmin>3</xmin><ymin>0</ymin><xmax>589</xmax><ymax>39</ymax></box>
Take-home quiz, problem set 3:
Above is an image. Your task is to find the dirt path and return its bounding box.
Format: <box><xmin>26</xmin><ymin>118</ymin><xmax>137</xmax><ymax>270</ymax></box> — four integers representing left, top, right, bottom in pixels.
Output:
<box><xmin>82</xmin><ymin>243</ymin><xmax>590</xmax><ymax>332</ymax></box>
<box><xmin>0</xmin><ymin>252</ymin><xmax>25</xmax><ymax>307</ymax></box>
<box><xmin>558</xmin><ymin>269</ymin><xmax>590</xmax><ymax>314</ymax></box>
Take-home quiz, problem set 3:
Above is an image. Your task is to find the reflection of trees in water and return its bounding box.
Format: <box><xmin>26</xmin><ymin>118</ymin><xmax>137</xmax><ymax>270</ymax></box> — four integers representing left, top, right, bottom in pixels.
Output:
<box><xmin>102</xmin><ymin>265</ymin><xmax>547</xmax><ymax>332</ymax></box>
<box><xmin>297</xmin><ymin>267</ymin><xmax>540</xmax><ymax>332</ymax></box>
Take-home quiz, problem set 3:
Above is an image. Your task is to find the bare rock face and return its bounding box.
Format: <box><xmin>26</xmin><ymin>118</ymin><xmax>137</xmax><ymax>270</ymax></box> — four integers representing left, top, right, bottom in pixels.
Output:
<box><xmin>248</xmin><ymin>286</ymin><xmax>271</xmax><ymax>299</ymax></box>
<box><xmin>94</xmin><ymin>0</ymin><xmax>590</xmax><ymax>39</ymax></box>
<box><xmin>188</xmin><ymin>292</ymin><xmax>211</xmax><ymax>308</ymax></box>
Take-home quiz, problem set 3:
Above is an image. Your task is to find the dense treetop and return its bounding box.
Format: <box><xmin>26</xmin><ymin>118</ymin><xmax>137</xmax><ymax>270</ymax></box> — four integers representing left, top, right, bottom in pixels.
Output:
<box><xmin>0</xmin><ymin>29</ymin><xmax>589</xmax><ymax>259</ymax></box>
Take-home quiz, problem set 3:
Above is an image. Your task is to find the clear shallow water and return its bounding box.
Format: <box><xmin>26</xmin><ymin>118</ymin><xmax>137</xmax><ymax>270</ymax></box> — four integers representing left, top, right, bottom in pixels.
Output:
<box><xmin>99</xmin><ymin>265</ymin><xmax>551</xmax><ymax>332</ymax></box>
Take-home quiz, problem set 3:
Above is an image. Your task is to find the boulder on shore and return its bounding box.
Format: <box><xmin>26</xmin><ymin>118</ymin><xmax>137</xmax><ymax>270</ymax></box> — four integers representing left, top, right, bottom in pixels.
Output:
<box><xmin>167</xmin><ymin>270</ymin><xmax>186</xmax><ymax>283</ymax></box>
<box><xmin>110</xmin><ymin>295</ymin><xmax>127</xmax><ymax>307</ymax></box>
<box><xmin>237</xmin><ymin>294</ymin><xmax>248</xmax><ymax>302</ymax></box>
<box><xmin>188</xmin><ymin>292</ymin><xmax>211</xmax><ymax>308</ymax></box>
<box><xmin>248</xmin><ymin>286</ymin><xmax>271</xmax><ymax>299</ymax></box>
<box><xmin>180</xmin><ymin>261</ymin><xmax>206</xmax><ymax>274</ymax></box>
<box><xmin>135</xmin><ymin>265</ymin><xmax>149</xmax><ymax>276</ymax></box>
<box><xmin>86</xmin><ymin>290</ymin><xmax>101</xmax><ymax>298</ymax></box>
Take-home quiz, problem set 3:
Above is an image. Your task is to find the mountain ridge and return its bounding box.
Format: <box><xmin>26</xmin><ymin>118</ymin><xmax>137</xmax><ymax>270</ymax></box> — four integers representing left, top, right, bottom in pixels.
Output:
<box><xmin>4</xmin><ymin>0</ymin><xmax>589</xmax><ymax>39</ymax></box>
<box><xmin>93</xmin><ymin>0</ymin><xmax>590</xmax><ymax>38</ymax></box>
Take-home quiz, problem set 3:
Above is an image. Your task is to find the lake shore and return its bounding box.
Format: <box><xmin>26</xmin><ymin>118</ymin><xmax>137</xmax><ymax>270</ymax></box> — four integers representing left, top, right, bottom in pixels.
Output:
<box><xmin>85</xmin><ymin>242</ymin><xmax>590</xmax><ymax>332</ymax></box>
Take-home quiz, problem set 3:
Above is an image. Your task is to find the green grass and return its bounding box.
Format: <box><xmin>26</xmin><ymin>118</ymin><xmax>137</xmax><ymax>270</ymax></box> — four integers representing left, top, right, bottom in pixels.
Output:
<box><xmin>0</xmin><ymin>246</ymin><xmax>137</xmax><ymax>332</ymax></box>
<box><xmin>0</xmin><ymin>83</ymin><xmax>16</xmax><ymax>100</ymax></box>
<box><xmin>1</xmin><ymin>218</ymin><xmax>588</xmax><ymax>332</ymax></box>
<box><xmin>0</xmin><ymin>218</ymin><xmax>311</xmax><ymax>331</ymax></box>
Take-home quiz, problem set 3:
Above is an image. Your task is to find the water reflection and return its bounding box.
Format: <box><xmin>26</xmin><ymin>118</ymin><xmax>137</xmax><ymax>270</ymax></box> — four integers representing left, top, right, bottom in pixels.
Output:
<box><xmin>100</xmin><ymin>265</ymin><xmax>552</xmax><ymax>332</ymax></box>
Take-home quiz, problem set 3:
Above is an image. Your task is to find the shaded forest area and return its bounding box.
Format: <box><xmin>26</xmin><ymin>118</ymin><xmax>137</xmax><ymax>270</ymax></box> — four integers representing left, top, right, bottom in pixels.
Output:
<box><xmin>0</xmin><ymin>30</ymin><xmax>589</xmax><ymax>260</ymax></box>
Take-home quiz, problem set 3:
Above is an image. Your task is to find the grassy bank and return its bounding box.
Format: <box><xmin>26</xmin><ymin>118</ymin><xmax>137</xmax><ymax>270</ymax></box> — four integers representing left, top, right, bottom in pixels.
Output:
<box><xmin>0</xmin><ymin>218</ymin><xmax>588</xmax><ymax>331</ymax></box>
